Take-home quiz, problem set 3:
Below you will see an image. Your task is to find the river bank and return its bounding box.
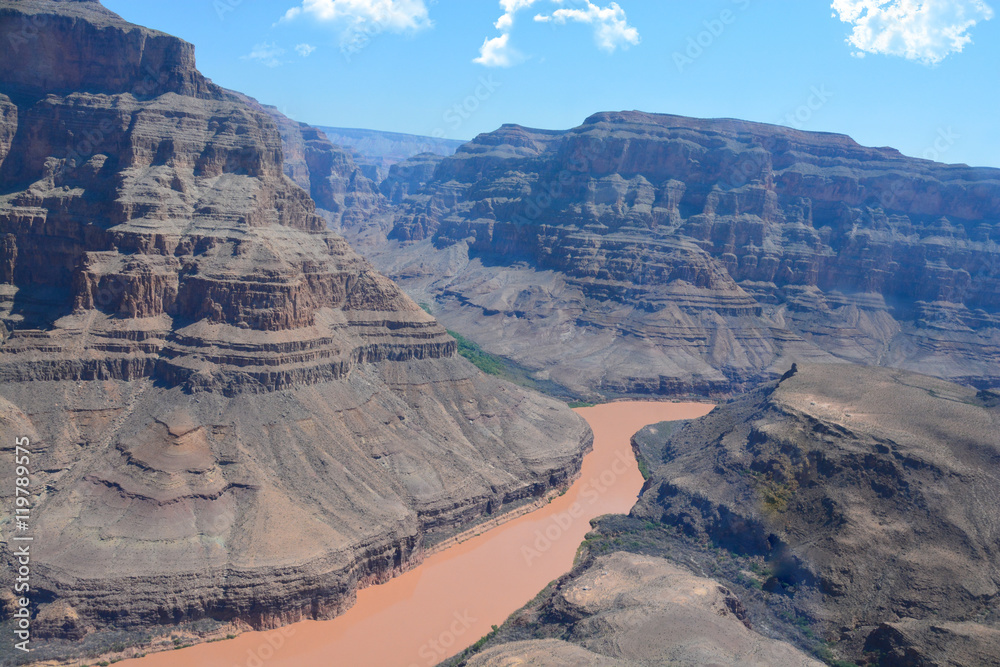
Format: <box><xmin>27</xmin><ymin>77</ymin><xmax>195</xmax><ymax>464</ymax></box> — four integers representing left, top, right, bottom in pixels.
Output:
<box><xmin>114</xmin><ymin>401</ymin><xmax>714</xmax><ymax>667</ymax></box>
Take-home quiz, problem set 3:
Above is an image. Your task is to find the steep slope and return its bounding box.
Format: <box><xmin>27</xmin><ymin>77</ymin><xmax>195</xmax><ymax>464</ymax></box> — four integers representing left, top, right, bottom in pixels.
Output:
<box><xmin>465</xmin><ymin>552</ymin><xmax>823</xmax><ymax>667</ymax></box>
<box><xmin>250</xmin><ymin>102</ymin><xmax>389</xmax><ymax>236</ymax></box>
<box><xmin>458</xmin><ymin>364</ymin><xmax>1000</xmax><ymax>666</ymax></box>
<box><xmin>346</xmin><ymin>112</ymin><xmax>1000</xmax><ymax>398</ymax></box>
<box><xmin>0</xmin><ymin>0</ymin><xmax>590</xmax><ymax>659</ymax></box>
<box><xmin>630</xmin><ymin>363</ymin><xmax>1000</xmax><ymax>663</ymax></box>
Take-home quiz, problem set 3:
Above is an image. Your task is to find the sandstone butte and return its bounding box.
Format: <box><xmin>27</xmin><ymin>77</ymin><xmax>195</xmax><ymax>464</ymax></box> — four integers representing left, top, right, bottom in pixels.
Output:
<box><xmin>335</xmin><ymin>111</ymin><xmax>1000</xmax><ymax>399</ymax></box>
<box><xmin>0</xmin><ymin>0</ymin><xmax>591</xmax><ymax>660</ymax></box>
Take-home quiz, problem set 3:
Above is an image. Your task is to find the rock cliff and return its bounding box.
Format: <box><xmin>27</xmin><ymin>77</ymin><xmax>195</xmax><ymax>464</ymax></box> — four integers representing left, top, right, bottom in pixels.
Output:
<box><xmin>349</xmin><ymin>112</ymin><xmax>1000</xmax><ymax>398</ymax></box>
<box><xmin>630</xmin><ymin>363</ymin><xmax>1000</xmax><ymax>663</ymax></box>
<box><xmin>248</xmin><ymin>101</ymin><xmax>388</xmax><ymax>235</ymax></box>
<box><xmin>0</xmin><ymin>1</ymin><xmax>590</xmax><ymax>660</ymax></box>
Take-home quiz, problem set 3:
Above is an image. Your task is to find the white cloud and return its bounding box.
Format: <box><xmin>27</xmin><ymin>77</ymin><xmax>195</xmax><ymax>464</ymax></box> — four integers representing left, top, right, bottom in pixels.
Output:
<box><xmin>280</xmin><ymin>0</ymin><xmax>431</xmax><ymax>45</ymax></box>
<box><xmin>474</xmin><ymin>33</ymin><xmax>524</xmax><ymax>67</ymax></box>
<box><xmin>832</xmin><ymin>0</ymin><xmax>994</xmax><ymax>63</ymax></box>
<box><xmin>296</xmin><ymin>43</ymin><xmax>317</xmax><ymax>57</ymax></box>
<box><xmin>496</xmin><ymin>0</ymin><xmax>543</xmax><ymax>31</ymax></box>
<box><xmin>477</xmin><ymin>0</ymin><xmax>639</xmax><ymax>67</ymax></box>
<box><xmin>535</xmin><ymin>1</ymin><xmax>640</xmax><ymax>52</ymax></box>
<box><xmin>242</xmin><ymin>42</ymin><xmax>286</xmax><ymax>67</ymax></box>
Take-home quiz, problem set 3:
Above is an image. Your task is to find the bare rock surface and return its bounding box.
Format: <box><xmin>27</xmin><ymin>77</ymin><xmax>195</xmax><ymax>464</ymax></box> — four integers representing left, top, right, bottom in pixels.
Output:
<box><xmin>250</xmin><ymin>101</ymin><xmax>389</xmax><ymax>236</ymax></box>
<box><xmin>0</xmin><ymin>1</ymin><xmax>590</xmax><ymax>660</ymax></box>
<box><xmin>466</xmin><ymin>552</ymin><xmax>822</xmax><ymax>667</ymax></box>
<box><xmin>631</xmin><ymin>363</ymin><xmax>1000</xmax><ymax>663</ymax></box>
<box><xmin>468</xmin><ymin>639</ymin><xmax>629</xmax><ymax>666</ymax></box>
<box><xmin>345</xmin><ymin>112</ymin><xmax>1000</xmax><ymax>398</ymax></box>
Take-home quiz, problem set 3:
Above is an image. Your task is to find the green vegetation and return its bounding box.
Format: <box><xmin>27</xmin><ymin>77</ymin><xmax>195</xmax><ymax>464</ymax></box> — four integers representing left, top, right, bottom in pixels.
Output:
<box><xmin>779</xmin><ymin>610</ymin><xmax>817</xmax><ymax>640</ymax></box>
<box><xmin>815</xmin><ymin>641</ymin><xmax>861</xmax><ymax>667</ymax></box>
<box><xmin>567</xmin><ymin>401</ymin><xmax>596</xmax><ymax>409</ymax></box>
<box><xmin>636</xmin><ymin>457</ymin><xmax>652</xmax><ymax>480</ymax></box>
<box><xmin>442</xmin><ymin>330</ymin><xmax>578</xmax><ymax>399</ymax></box>
<box><xmin>751</xmin><ymin>471</ymin><xmax>797</xmax><ymax>513</ymax></box>
<box><xmin>448</xmin><ymin>624</ymin><xmax>500</xmax><ymax>663</ymax></box>
<box><xmin>448</xmin><ymin>330</ymin><xmax>507</xmax><ymax>376</ymax></box>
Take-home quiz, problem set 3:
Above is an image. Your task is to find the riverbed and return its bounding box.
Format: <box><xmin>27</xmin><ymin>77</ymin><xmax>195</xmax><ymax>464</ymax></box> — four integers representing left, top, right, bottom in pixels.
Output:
<box><xmin>119</xmin><ymin>401</ymin><xmax>714</xmax><ymax>667</ymax></box>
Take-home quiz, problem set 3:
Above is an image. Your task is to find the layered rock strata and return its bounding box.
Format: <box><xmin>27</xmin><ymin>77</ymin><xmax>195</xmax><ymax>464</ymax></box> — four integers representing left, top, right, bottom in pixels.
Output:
<box><xmin>349</xmin><ymin>112</ymin><xmax>1000</xmax><ymax>398</ymax></box>
<box><xmin>0</xmin><ymin>0</ymin><xmax>590</xmax><ymax>654</ymax></box>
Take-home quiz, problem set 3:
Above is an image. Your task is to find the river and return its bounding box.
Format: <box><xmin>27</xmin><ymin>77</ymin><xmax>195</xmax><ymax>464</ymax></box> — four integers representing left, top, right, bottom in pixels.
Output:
<box><xmin>119</xmin><ymin>401</ymin><xmax>714</xmax><ymax>667</ymax></box>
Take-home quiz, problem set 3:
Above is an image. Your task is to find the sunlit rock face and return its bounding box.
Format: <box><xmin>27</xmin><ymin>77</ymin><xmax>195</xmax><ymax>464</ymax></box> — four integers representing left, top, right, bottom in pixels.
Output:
<box><xmin>345</xmin><ymin>111</ymin><xmax>1000</xmax><ymax>398</ymax></box>
<box><xmin>632</xmin><ymin>363</ymin><xmax>1000</xmax><ymax>663</ymax></box>
<box><xmin>0</xmin><ymin>0</ymin><xmax>591</xmax><ymax>649</ymax></box>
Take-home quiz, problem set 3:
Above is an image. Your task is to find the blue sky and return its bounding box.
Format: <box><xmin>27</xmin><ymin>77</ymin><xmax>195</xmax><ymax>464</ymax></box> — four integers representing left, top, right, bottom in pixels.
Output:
<box><xmin>102</xmin><ymin>0</ymin><xmax>1000</xmax><ymax>168</ymax></box>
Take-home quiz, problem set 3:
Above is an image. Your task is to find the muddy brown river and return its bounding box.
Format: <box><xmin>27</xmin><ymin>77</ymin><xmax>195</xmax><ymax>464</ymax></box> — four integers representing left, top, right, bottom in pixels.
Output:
<box><xmin>119</xmin><ymin>401</ymin><xmax>713</xmax><ymax>667</ymax></box>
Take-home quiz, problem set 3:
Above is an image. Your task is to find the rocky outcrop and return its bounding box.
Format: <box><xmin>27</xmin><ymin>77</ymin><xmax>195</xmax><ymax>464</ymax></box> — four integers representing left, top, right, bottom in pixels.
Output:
<box><xmin>631</xmin><ymin>363</ymin><xmax>1000</xmax><ymax>664</ymax></box>
<box><xmin>0</xmin><ymin>1</ymin><xmax>591</xmax><ymax>659</ymax></box>
<box><xmin>249</xmin><ymin>101</ymin><xmax>388</xmax><ymax>234</ymax></box>
<box><xmin>468</xmin><ymin>639</ymin><xmax>631</xmax><ymax>666</ymax></box>
<box><xmin>346</xmin><ymin>112</ymin><xmax>1000</xmax><ymax>398</ymax></box>
<box><xmin>466</xmin><ymin>552</ymin><xmax>823</xmax><ymax>667</ymax></box>
<box><xmin>380</xmin><ymin>151</ymin><xmax>447</xmax><ymax>205</ymax></box>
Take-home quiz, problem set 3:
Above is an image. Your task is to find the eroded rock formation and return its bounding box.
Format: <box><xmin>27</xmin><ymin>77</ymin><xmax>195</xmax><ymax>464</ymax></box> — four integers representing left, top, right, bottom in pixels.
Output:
<box><xmin>347</xmin><ymin>112</ymin><xmax>1000</xmax><ymax>398</ymax></box>
<box><xmin>631</xmin><ymin>363</ymin><xmax>1000</xmax><ymax>663</ymax></box>
<box><xmin>0</xmin><ymin>0</ymin><xmax>590</xmax><ymax>657</ymax></box>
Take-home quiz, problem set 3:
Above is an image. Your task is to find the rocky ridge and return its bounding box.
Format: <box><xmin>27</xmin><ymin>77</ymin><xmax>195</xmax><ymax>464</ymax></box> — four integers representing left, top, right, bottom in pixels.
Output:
<box><xmin>347</xmin><ymin>112</ymin><xmax>1000</xmax><ymax>398</ymax></box>
<box><xmin>628</xmin><ymin>363</ymin><xmax>1000</xmax><ymax>663</ymax></box>
<box><xmin>456</xmin><ymin>364</ymin><xmax>1000</xmax><ymax>666</ymax></box>
<box><xmin>0</xmin><ymin>1</ymin><xmax>591</xmax><ymax>660</ymax></box>
<box><xmin>466</xmin><ymin>552</ymin><xmax>823</xmax><ymax>667</ymax></box>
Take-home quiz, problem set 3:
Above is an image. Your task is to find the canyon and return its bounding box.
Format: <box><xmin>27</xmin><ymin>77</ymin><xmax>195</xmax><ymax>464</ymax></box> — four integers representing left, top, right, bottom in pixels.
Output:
<box><xmin>466</xmin><ymin>364</ymin><xmax>1000</xmax><ymax>666</ymax></box>
<box><xmin>0</xmin><ymin>1</ymin><xmax>589</xmax><ymax>662</ymax></box>
<box><xmin>2</xmin><ymin>2</ymin><xmax>999</xmax><ymax>666</ymax></box>
<box><xmin>113</xmin><ymin>402</ymin><xmax>713</xmax><ymax>667</ymax></box>
<box><xmin>333</xmin><ymin>112</ymin><xmax>1000</xmax><ymax>399</ymax></box>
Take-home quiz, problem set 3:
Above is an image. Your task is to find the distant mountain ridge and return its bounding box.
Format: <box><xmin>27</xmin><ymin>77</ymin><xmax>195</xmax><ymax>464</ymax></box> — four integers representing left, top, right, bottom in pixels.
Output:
<box><xmin>314</xmin><ymin>125</ymin><xmax>467</xmax><ymax>181</ymax></box>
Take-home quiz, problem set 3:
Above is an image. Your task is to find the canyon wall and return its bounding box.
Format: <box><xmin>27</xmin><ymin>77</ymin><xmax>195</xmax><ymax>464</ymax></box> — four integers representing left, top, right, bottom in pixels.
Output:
<box><xmin>349</xmin><ymin>112</ymin><xmax>1000</xmax><ymax>398</ymax></box>
<box><xmin>0</xmin><ymin>0</ymin><xmax>591</xmax><ymax>656</ymax></box>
